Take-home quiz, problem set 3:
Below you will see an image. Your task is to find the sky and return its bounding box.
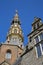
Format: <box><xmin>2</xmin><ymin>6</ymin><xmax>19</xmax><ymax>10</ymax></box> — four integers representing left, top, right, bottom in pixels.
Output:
<box><xmin>0</xmin><ymin>0</ymin><xmax>43</xmax><ymax>45</ymax></box>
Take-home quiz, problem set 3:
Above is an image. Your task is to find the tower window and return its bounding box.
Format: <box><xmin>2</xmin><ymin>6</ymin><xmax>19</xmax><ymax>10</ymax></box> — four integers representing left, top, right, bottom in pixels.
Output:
<box><xmin>14</xmin><ymin>29</ymin><xmax>17</xmax><ymax>33</ymax></box>
<box><xmin>37</xmin><ymin>22</ymin><xmax>39</xmax><ymax>28</ymax></box>
<box><xmin>5</xmin><ymin>50</ymin><xmax>11</xmax><ymax>59</ymax></box>
<box><xmin>33</xmin><ymin>25</ymin><xmax>36</xmax><ymax>30</ymax></box>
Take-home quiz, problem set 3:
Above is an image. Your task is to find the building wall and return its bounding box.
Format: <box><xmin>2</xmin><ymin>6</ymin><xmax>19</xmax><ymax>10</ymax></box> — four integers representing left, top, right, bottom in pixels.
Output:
<box><xmin>20</xmin><ymin>18</ymin><xmax>43</xmax><ymax>65</ymax></box>
<box><xmin>21</xmin><ymin>47</ymin><xmax>43</xmax><ymax>65</ymax></box>
<box><xmin>0</xmin><ymin>44</ymin><xmax>22</xmax><ymax>65</ymax></box>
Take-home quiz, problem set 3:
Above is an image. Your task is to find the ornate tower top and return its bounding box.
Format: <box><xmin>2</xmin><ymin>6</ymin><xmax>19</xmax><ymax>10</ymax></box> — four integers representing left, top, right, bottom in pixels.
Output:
<box><xmin>11</xmin><ymin>10</ymin><xmax>21</xmax><ymax>25</ymax></box>
<box><xmin>32</xmin><ymin>17</ymin><xmax>42</xmax><ymax>31</ymax></box>
<box><xmin>14</xmin><ymin>10</ymin><xmax>19</xmax><ymax>21</ymax></box>
<box><xmin>6</xmin><ymin>10</ymin><xmax>24</xmax><ymax>48</ymax></box>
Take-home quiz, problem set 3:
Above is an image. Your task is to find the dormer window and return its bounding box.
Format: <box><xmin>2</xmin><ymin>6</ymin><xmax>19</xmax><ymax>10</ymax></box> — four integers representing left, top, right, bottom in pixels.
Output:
<box><xmin>37</xmin><ymin>22</ymin><xmax>39</xmax><ymax>28</ymax></box>
<box><xmin>33</xmin><ymin>22</ymin><xmax>39</xmax><ymax>31</ymax></box>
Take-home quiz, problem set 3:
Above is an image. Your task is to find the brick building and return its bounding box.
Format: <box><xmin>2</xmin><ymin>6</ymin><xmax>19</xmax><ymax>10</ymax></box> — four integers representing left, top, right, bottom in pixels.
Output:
<box><xmin>0</xmin><ymin>11</ymin><xmax>43</xmax><ymax>65</ymax></box>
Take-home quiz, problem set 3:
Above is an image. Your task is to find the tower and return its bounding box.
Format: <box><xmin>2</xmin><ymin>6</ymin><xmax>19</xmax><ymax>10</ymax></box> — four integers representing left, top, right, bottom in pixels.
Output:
<box><xmin>0</xmin><ymin>10</ymin><xmax>24</xmax><ymax>65</ymax></box>
<box><xmin>28</xmin><ymin>17</ymin><xmax>43</xmax><ymax>58</ymax></box>
<box><xmin>7</xmin><ymin>10</ymin><xmax>24</xmax><ymax>48</ymax></box>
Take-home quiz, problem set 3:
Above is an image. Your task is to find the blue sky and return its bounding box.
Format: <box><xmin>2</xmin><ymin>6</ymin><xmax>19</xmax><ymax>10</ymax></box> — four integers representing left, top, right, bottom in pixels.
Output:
<box><xmin>0</xmin><ymin>0</ymin><xmax>43</xmax><ymax>45</ymax></box>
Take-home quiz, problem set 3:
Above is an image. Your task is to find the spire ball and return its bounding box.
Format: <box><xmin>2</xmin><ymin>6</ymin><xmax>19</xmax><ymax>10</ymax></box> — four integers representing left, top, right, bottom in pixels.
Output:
<box><xmin>16</xmin><ymin>10</ymin><xmax>18</xmax><ymax>14</ymax></box>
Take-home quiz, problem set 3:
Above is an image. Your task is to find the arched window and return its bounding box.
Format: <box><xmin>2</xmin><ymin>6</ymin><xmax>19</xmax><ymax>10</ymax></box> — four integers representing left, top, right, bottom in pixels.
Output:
<box><xmin>5</xmin><ymin>50</ymin><xmax>11</xmax><ymax>59</ymax></box>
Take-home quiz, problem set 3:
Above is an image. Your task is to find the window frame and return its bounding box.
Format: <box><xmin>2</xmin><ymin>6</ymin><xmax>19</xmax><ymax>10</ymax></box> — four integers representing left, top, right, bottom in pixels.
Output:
<box><xmin>35</xmin><ymin>44</ymin><xmax>42</xmax><ymax>58</ymax></box>
<box><xmin>34</xmin><ymin>33</ymin><xmax>43</xmax><ymax>58</ymax></box>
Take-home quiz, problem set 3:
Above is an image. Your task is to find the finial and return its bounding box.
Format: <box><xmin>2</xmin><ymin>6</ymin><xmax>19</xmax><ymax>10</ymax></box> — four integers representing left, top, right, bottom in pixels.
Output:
<box><xmin>16</xmin><ymin>10</ymin><xmax>18</xmax><ymax>13</ymax></box>
<box><xmin>13</xmin><ymin>10</ymin><xmax>19</xmax><ymax>22</ymax></box>
<box><xmin>15</xmin><ymin>10</ymin><xmax>18</xmax><ymax>15</ymax></box>
<box><xmin>14</xmin><ymin>10</ymin><xmax>18</xmax><ymax>17</ymax></box>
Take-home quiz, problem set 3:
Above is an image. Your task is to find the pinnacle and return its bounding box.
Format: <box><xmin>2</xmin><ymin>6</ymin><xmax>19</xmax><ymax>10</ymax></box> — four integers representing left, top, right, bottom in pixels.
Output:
<box><xmin>15</xmin><ymin>10</ymin><xmax>18</xmax><ymax>15</ymax></box>
<box><xmin>14</xmin><ymin>10</ymin><xmax>19</xmax><ymax>21</ymax></box>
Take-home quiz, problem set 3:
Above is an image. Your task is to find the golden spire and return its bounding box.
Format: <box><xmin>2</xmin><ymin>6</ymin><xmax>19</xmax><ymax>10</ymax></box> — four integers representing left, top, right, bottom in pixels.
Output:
<box><xmin>6</xmin><ymin>10</ymin><xmax>24</xmax><ymax>48</ymax></box>
<box><xmin>14</xmin><ymin>10</ymin><xmax>19</xmax><ymax>21</ymax></box>
<box><xmin>15</xmin><ymin>10</ymin><xmax>18</xmax><ymax>15</ymax></box>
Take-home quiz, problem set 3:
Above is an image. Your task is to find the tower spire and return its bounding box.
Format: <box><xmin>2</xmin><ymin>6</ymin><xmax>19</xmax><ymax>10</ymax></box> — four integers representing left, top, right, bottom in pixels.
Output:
<box><xmin>11</xmin><ymin>10</ymin><xmax>21</xmax><ymax>25</ymax></box>
<box><xmin>14</xmin><ymin>10</ymin><xmax>19</xmax><ymax>21</ymax></box>
<box><xmin>6</xmin><ymin>11</ymin><xmax>24</xmax><ymax>48</ymax></box>
<box><xmin>15</xmin><ymin>10</ymin><xmax>18</xmax><ymax>15</ymax></box>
